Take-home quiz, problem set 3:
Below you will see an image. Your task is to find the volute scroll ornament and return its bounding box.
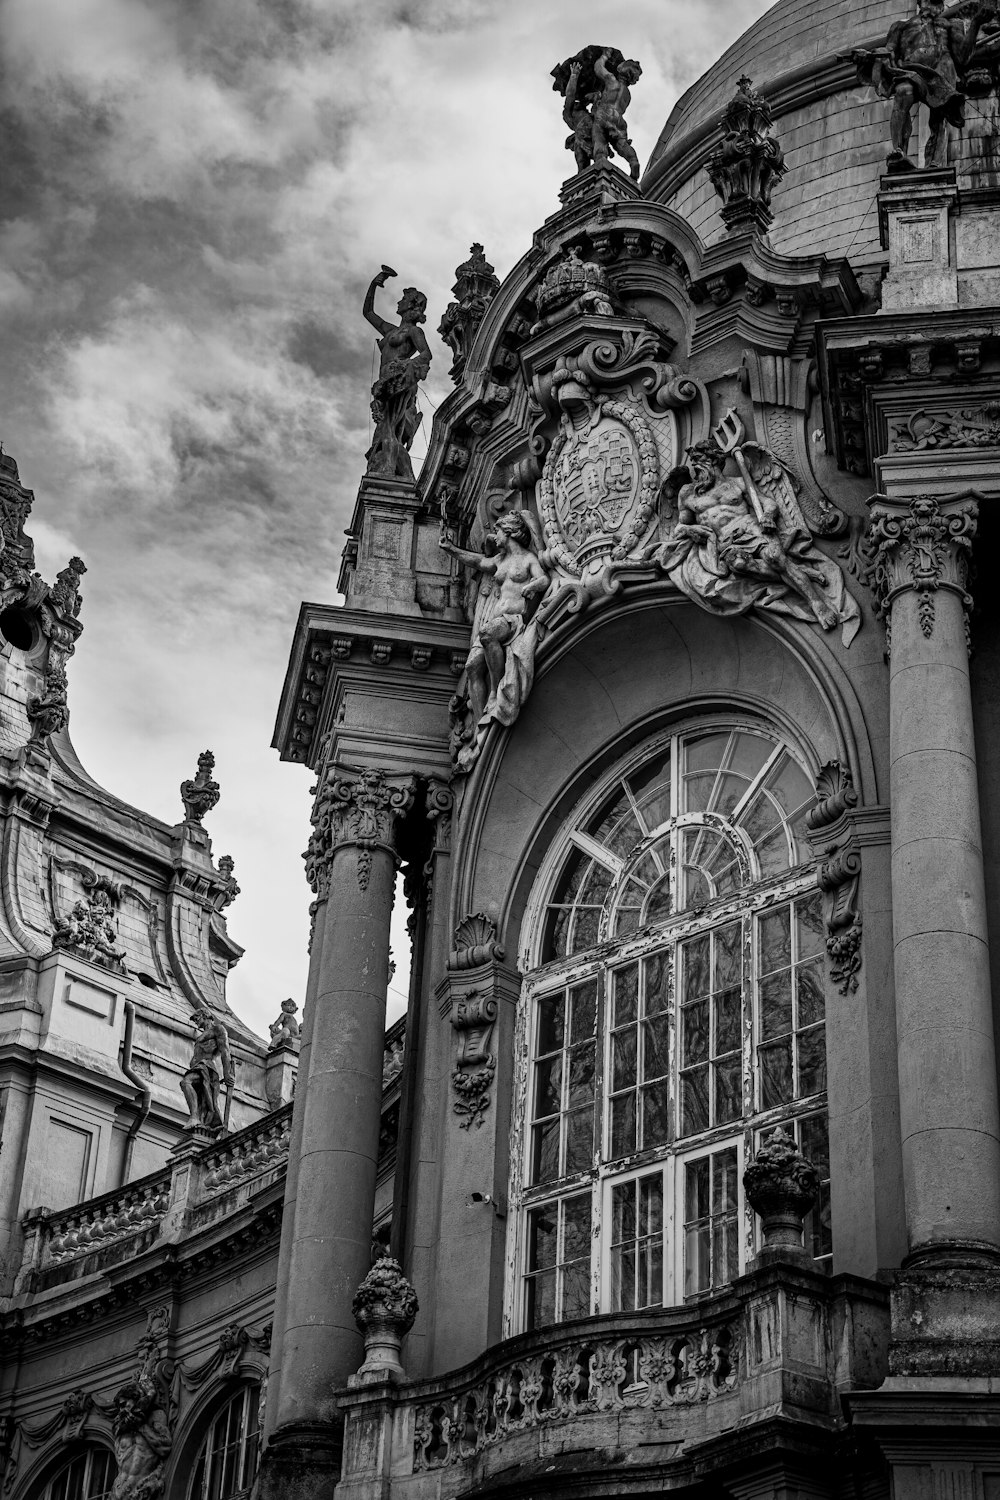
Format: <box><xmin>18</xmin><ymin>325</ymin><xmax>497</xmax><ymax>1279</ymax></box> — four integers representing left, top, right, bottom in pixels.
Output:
<box><xmin>864</xmin><ymin>494</ymin><xmax>977</xmax><ymax>649</ymax></box>
<box><xmin>451</xmin><ymin>992</ymin><xmax>498</xmax><ymax>1130</ymax></box>
<box><xmin>305</xmin><ymin>766</ymin><xmax>416</xmax><ymax>895</ymax></box>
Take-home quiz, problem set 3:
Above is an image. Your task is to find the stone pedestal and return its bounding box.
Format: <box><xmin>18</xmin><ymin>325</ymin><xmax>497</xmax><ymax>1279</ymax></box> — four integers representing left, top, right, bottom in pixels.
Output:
<box><xmin>258</xmin><ymin>766</ymin><xmax>415</xmax><ymax>1498</ymax></box>
<box><xmin>866</xmin><ymin>493</ymin><xmax>1000</xmax><ymax>1265</ymax></box>
<box><xmin>878</xmin><ymin>169</ymin><xmax>958</xmax><ymax>313</ymax></box>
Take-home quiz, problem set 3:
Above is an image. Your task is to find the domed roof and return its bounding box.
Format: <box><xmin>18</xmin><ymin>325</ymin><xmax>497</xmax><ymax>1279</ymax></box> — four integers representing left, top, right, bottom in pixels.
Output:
<box><xmin>641</xmin><ymin>0</ymin><xmax>997</xmax><ymax>266</ymax></box>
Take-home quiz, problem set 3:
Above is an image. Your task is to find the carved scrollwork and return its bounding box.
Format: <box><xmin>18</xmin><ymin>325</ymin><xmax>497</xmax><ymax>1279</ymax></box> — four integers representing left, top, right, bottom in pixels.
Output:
<box><xmin>806</xmin><ymin>761</ymin><xmax>858</xmax><ymax>832</ymax></box>
<box><xmin>817</xmin><ymin>846</ymin><xmax>863</xmax><ymax>995</ymax></box>
<box><xmin>451</xmin><ymin>992</ymin><xmax>499</xmax><ymax>1130</ymax></box>
<box><xmin>448</xmin><ymin>913</ymin><xmax>505</xmax><ymax>971</ymax></box>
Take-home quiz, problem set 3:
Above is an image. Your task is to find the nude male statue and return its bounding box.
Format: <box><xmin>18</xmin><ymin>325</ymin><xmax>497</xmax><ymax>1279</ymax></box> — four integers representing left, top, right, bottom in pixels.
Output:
<box><xmin>109</xmin><ymin>1379</ymin><xmax>172</xmax><ymax>1500</ymax></box>
<box><xmin>440</xmin><ymin>511</ymin><xmax>550</xmax><ymax>728</ymax></box>
<box><xmin>562</xmin><ymin>59</ymin><xmax>597</xmax><ymax>171</ymax></box>
<box><xmin>180</xmin><ymin>1007</ymin><xmax>234</xmax><ymax>1132</ymax></box>
<box><xmin>592</xmin><ymin>50</ymin><xmax>642</xmax><ymax>179</ymax></box>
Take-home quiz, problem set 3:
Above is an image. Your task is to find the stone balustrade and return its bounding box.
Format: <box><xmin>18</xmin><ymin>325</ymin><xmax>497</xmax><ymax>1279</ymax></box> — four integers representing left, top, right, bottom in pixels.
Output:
<box><xmin>412</xmin><ymin>1317</ymin><xmax>738</xmax><ymax>1471</ymax></box>
<box><xmin>201</xmin><ymin>1106</ymin><xmax>293</xmax><ymax>1195</ymax></box>
<box><xmin>44</xmin><ymin>1169</ymin><xmax>172</xmax><ymax>1264</ymax></box>
<box><xmin>336</xmin><ymin>1262</ymin><xmax>890</xmax><ymax>1500</ymax></box>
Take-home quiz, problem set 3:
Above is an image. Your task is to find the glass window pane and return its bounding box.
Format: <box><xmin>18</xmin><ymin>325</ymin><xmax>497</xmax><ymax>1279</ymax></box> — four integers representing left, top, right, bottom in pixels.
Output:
<box><xmin>685</xmin><ymin>1224</ymin><xmax>711</xmax><ymax>1296</ymax></box>
<box><xmin>766</xmin><ymin>753</ymin><xmax>813</xmax><ymax>817</ymax></box>
<box><xmin>796</xmin><ymin>894</ymin><xmax>825</xmax><ymax>960</ymax></box>
<box><xmin>760</xmin><ymin>971</ymin><xmax>792</xmax><ymax>1040</ymax></box>
<box><xmin>563</xmin><ymin>1193</ymin><xmax>592</xmax><ymax>1259</ymax></box>
<box><xmin>759</xmin><ymin>907</ymin><xmax>791</xmax><ymax>975</ymax></box>
<box><xmin>730</xmin><ymin>731</ymin><xmax>773</xmax><ymax>781</ymax></box>
<box><xmin>643</xmin><ymin>878</ymin><xmax>672</xmax><ymax>924</ymax></box>
<box><xmin>611</xmin><ymin>1092</ymin><xmax>636</xmax><ymax>1158</ymax></box>
<box><xmin>759</xmin><ymin>1040</ymin><xmax>793</xmax><ymax>1109</ymax></box>
<box><xmin>685</xmin><ymin>1155</ymin><xmax>710</xmax><ymax>1223</ymax></box>
<box><xmin>797</xmin><ymin>1026</ymin><xmax>827</xmax><ymax>1097</ymax></box>
<box><xmin>529</xmin><ymin>1206</ymin><xmax>558</xmax><ymax>1270</ymax></box>
<box><xmin>628</xmin><ymin>748</ymin><xmax>673</xmax><ymax>823</ymax></box>
<box><xmin>640</xmin><ymin>1173</ymin><xmax>664</xmax><ymax>1235</ymax></box>
<box><xmin>796</xmin><ymin>961</ymin><xmax>825</xmax><ymax>1029</ymax></box>
<box><xmin>531</xmin><ymin>1118</ymin><xmax>560</xmax><ymax>1184</ymax></box>
<box><xmin>562</xmin><ymin>1259</ymin><xmax>590</xmax><ymax>1320</ymax></box>
<box><xmin>568</xmin><ymin>1042</ymin><xmax>595</xmax><ymax>1105</ymax></box>
<box><xmin>681</xmin><ymin>1068</ymin><xmax>709</xmax><ymax>1135</ymax></box>
<box><xmin>570</xmin><ymin>907</ymin><xmax>600</xmax><ymax>953</ymax></box>
<box><xmin>714</xmin><ymin>1057</ymin><xmax>742</xmax><ymax>1124</ymax></box>
<box><xmin>682</xmin><ymin>999</ymin><xmax>709</xmax><ymax>1065</ymax></box>
<box><xmin>614</xmin><ymin>964</ymin><xmax>639</xmax><ymax>1026</ymax></box>
<box><xmin>537</xmin><ymin>995</ymin><xmax>565</xmax><ymax>1056</ymax></box>
<box><xmin>527</xmin><ymin>1269</ymin><xmax>556</xmax><ymax>1329</ymax></box>
<box><xmin>644</xmin><ymin>952</ymin><xmax>669</xmax><ymax>1014</ymax></box>
<box><xmin>714</xmin><ymin>986</ymin><xmax>741</xmax><ymax>1055</ymax></box>
<box><xmin>578</xmin><ymin>862</ymin><xmax>613</xmax><ymax>907</ymax></box>
<box><xmin>534</xmin><ymin>1055</ymin><xmax>562</xmax><ymax>1117</ymax></box>
<box><xmin>641</xmin><ymin>1084</ymin><xmax>670</xmax><ymax>1148</ymax></box>
<box><xmin>642</xmin><ymin>1015</ymin><xmax>670</xmax><ymax>1081</ymax></box>
<box><xmin>713</xmin><ymin>1147</ymin><xmax>739</xmax><ymax>1213</ymax></box>
<box><xmin>715</xmin><ymin>922</ymin><xmax>742</xmax><ymax>989</ymax></box>
<box><xmin>684</xmin><ymin>772</ymin><xmax>717</xmax><ymax>813</ymax></box>
<box><xmin>612</xmin><ymin>1180</ymin><xmax>635</xmax><ymax>1244</ymax></box>
<box><xmin>565</xmin><ymin>1106</ymin><xmax>594</xmax><ymax>1174</ymax></box>
<box><xmin>612</xmin><ymin>1028</ymin><xmax>638</xmax><ymax>1092</ymax></box>
<box><xmin>638</xmin><ymin>1236</ymin><xmax>663</xmax><ymax>1308</ymax></box>
<box><xmin>543</xmin><ymin>906</ymin><xmax>571</xmax><ymax>961</ymax></box>
<box><xmin>612</xmin><ymin>1243</ymin><xmax>636</xmax><ymax>1312</ymax></box>
<box><xmin>684</xmin><ymin>731</ymin><xmax>731</xmax><ymax>776</ymax></box>
<box><xmin>570</xmin><ymin>979</ymin><xmax>597</xmax><ymax>1042</ymax></box>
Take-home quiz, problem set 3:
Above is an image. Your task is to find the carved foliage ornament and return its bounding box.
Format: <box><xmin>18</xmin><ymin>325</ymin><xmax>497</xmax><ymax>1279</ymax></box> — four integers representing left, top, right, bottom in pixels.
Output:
<box><xmin>891</xmin><ymin>404</ymin><xmax>1000</xmax><ymax>453</ymax></box>
<box><xmin>743</xmin><ymin>1127</ymin><xmax>819</xmax><ymax>1249</ymax></box>
<box><xmin>180</xmin><ymin>750</ymin><xmax>220</xmax><ymax>825</ymax></box>
<box><xmin>451</xmin><ymin>993</ymin><xmax>498</xmax><ymax>1130</ymax></box>
<box><xmin>706</xmin><ymin>76</ymin><xmax>787</xmax><ymax>233</ymax></box>
<box><xmin>864</xmin><ymin>495</ymin><xmax>977</xmax><ymax>645</ymax></box>
<box><xmin>305</xmin><ymin>768</ymin><xmax>415</xmax><ymax>895</ymax></box>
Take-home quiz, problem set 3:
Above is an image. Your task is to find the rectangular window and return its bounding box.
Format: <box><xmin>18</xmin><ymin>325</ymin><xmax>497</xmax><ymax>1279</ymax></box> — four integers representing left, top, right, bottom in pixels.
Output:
<box><xmin>608</xmin><ymin>955</ymin><xmax>671</xmax><ymax>1160</ymax></box>
<box><xmin>798</xmin><ymin>1111</ymin><xmax>832</xmax><ymax>1268</ymax></box>
<box><xmin>757</xmin><ymin>894</ymin><xmax>826</xmax><ymax>1110</ymax></box>
<box><xmin>678</xmin><ymin>922</ymin><xmax>743</xmax><ymax>1137</ymax></box>
<box><xmin>524</xmin><ymin>1191</ymin><xmax>591</xmax><ymax>1330</ymax></box>
<box><xmin>610</xmin><ymin>1170</ymin><xmax>664</xmax><ymax>1311</ymax></box>
<box><xmin>683</xmin><ymin>1146</ymin><xmax>739</xmax><ymax>1297</ymax></box>
<box><xmin>530</xmin><ymin>980</ymin><xmax>597</xmax><ymax>1187</ymax></box>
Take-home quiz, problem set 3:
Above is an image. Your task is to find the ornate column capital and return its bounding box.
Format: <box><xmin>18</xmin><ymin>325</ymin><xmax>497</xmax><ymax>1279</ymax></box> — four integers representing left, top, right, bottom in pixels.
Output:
<box><xmin>864</xmin><ymin>492</ymin><xmax>977</xmax><ymax>648</ymax></box>
<box><xmin>305</xmin><ymin>766</ymin><xmax>416</xmax><ymax>897</ymax></box>
<box><xmin>425</xmin><ymin>777</ymin><xmax>454</xmax><ymax>857</ymax></box>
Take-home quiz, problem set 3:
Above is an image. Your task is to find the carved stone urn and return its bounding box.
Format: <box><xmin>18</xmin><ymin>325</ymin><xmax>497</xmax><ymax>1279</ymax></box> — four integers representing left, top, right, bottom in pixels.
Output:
<box><xmin>743</xmin><ymin>1127</ymin><xmax>819</xmax><ymax>1254</ymax></box>
<box><xmin>351</xmin><ymin>1255</ymin><xmax>419</xmax><ymax>1383</ymax></box>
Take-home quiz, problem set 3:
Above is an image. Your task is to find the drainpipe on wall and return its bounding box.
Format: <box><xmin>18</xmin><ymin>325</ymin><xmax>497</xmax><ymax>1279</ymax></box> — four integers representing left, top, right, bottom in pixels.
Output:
<box><xmin>119</xmin><ymin>999</ymin><xmax>151</xmax><ymax>1187</ymax></box>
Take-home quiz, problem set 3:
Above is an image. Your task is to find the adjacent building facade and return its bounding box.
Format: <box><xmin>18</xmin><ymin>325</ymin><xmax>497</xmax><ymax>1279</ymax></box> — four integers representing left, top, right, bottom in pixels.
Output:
<box><xmin>6</xmin><ymin>3</ymin><xmax>1000</xmax><ymax>1500</ymax></box>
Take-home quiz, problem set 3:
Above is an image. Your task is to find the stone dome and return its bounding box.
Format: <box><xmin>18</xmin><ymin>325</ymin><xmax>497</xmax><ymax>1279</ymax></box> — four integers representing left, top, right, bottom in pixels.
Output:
<box><xmin>641</xmin><ymin>0</ymin><xmax>1000</xmax><ymax>266</ymax></box>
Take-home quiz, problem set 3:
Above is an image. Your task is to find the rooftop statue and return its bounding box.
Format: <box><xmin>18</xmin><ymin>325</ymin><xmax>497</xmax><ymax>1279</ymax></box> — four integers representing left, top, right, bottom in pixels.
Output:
<box><xmin>552</xmin><ymin>47</ymin><xmax>643</xmax><ymax>180</ymax></box>
<box><xmin>363</xmin><ymin>266</ymin><xmax>432</xmax><ymax>481</ymax></box>
<box><xmin>440</xmin><ymin>510</ymin><xmax>552</xmax><ymax>770</ymax></box>
<box><xmin>181</xmin><ymin>1006</ymin><xmax>234</xmax><ymax>1134</ymax></box>
<box><xmin>653</xmin><ymin>414</ymin><xmax>861</xmax><ymax>646</ymax></box>
<box><xmin>850</xmin><ymin>0</ymin><xmax>992</xmax><ymax>170</ymax></box>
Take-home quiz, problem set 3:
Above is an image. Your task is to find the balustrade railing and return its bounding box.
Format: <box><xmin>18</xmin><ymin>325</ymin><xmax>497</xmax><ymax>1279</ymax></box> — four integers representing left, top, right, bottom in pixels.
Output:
<box><xmin>411</xmin><ymin>1314</ymin><xmax>739</xmax><ymax>1470</ymax></box>
<box><xmin>43</xmin><ymin>1169</ymin><xmax>171</xmax><ymax>1265</ymax></box>
<box><xmin>200</xmin><ymin>1103</ymin><xmax>292</xmax><ymax>1195</ymax></box>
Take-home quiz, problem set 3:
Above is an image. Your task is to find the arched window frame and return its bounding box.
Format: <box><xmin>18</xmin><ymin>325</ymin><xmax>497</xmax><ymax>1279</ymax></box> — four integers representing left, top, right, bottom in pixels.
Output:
<box><xmin>506</xmin><ymin>716</ymin><xmax>831</xmax><ymax>1337</ymax></box>
<box><xmin>25</xmin><ymin>1444</ymin><xmax>116</xmax><ymax>1500</ymax></box>
<box><xmin>184</xmin><ymin>1383</ymin><xmax>261</xmax><ymax>1500</ymax></box>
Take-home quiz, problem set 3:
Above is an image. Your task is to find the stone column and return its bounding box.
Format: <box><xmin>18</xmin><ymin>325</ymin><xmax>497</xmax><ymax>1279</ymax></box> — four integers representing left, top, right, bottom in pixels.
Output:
<box><xmin>867</xmin><ymin>493</ymin><xmax>1000</xmax><ymax>1260</ymax></box>
<box><xmin>259</xmin><ymin>765</ymin><xmax>414</xmax><ymax>1499</ymax></box>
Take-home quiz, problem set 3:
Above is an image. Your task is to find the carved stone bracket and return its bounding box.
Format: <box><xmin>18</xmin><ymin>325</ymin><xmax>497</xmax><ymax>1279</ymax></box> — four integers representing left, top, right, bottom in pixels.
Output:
<box><xmin>304</xmin><ymin>767</ymin><xmax>416</xmax><ymax>897</ymax></box>
<box><xmin>451</xmin><ymin>993</ymin><xmax>498</xmax><ymax>1130</ymax></box>
<box><xmin>448</xmin><ymin>912</ymin><xmax>504</xmax><ymax>971</ymax></box>
<box><xmin>806</xmin><ymin>761</ymin><xmax>858</xmax><ymax>832</ymax></box>
<box><xmin>817</xmin><ymin>845</ymin><xmax>863</xmax><ymax>996</ymax></box>
<box><xmin>864</xmin><ymin>493</ymin><xmax>977</xmax><ymax>652</ymax></box>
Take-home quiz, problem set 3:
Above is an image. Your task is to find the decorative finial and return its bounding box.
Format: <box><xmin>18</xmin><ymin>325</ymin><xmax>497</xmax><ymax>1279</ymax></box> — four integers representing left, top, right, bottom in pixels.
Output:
<box><xmin>706</xmin><ymin>76</ymin><xmax>786</xmax><ymax>234</ymax></box>
<box><xmin>180</xmin><ymin>750</ymin><xmax>220</xmax><ymax>825</ymax></box>
<box><xmin>437</xmin><ymin>244</ymin><xmax>501</xmax><ymax>384</ymax></box>
<box><xmin>362</xmin><ymin>267</ymin><xmax>432</xmax><ymax>480</ymax></box>
<box><xmin>216</xmin><ymin>853</ymin><xmax>240</xmax><ymax>909</ymax></box>
<box><xmin>352</xmin><ymin>1256</ymin><xmax>419</xmax><ymax>1383</ymax></box>
<box><xmin>743</xmin><ymin>1127</ymin><xmax>819</xmax><ymax>1254</ymax></box>
<box><xmin>551</xmin><ymin>47</ymin><xmax>643</xmax><ymax>181</ymax></box>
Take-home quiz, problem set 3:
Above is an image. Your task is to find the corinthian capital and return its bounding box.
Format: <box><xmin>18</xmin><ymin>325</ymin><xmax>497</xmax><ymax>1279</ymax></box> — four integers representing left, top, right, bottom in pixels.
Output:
<box><xmin>305</xmin><ymin>767</ymin><xmax>416</xmax><ymax>896</ymax></box>
<box><xmin>864</xmin><ymin>493</ymin><xmax>977</xmax><ymax>646</ymax></box>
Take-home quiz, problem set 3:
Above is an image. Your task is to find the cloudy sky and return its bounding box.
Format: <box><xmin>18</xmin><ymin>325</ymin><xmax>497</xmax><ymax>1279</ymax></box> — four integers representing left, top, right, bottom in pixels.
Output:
<box><xmin>0</xmin><ymin>0</ymin><xmax>773</xmax><ymax>1040</ymax></box>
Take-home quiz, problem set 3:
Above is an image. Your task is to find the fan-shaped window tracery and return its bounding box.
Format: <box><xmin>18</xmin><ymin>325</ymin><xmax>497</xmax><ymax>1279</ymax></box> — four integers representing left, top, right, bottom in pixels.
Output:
<box><xmin>513</xmin><ymin>722</ymin><xmax>831</xmax><ymax>1335</ymax></box>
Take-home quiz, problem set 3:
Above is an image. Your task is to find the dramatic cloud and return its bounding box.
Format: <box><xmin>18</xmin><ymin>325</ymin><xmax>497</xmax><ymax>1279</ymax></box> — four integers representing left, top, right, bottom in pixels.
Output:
<box><xmin>0</xmin><ymin>0</ymin><xmax>772</xmax><ymax>1036</ymax></box>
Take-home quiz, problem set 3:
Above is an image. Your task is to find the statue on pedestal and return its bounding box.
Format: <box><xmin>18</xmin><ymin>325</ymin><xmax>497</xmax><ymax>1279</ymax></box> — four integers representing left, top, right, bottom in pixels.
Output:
<box><xmin>363</xmin><ymin>267</ymin><xmax>432</xmax><ymax>480</ymax></box>
<box><xmin>180</xmin><ymin>1008</ymin><xmax>234</xmax><ymax>1133</ymax></box>
<box><xmin>851</xmin><ymin>0</ymin><xmax>992</xmax><ymax>169</ymax></box>
<box><xmin>551</xmin><ymin>47</ymin><xmax>643</xmax><ymax>180</ymax></box>
<box><xmin>440</xmin><ymin>510</ymin><xmax>551</xmax><ymax>767</ymax></box>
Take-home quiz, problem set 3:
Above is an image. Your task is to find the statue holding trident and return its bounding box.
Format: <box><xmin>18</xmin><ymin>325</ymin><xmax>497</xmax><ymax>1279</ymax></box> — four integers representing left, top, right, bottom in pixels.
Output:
<box><xmin>363</xmin><ymin>266</ymin><xmax>432</xmax><ymax>480</ymax></box>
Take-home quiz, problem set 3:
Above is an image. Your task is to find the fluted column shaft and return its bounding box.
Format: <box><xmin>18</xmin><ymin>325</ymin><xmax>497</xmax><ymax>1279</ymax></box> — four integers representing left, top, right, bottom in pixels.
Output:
<box><xmin>261</xmin><ymin>766</ymin><xmax>414</xmax><ymax>1486</ymax></box>
<box><xmin>869</xmin><ymin>493</ymin><xmax>1000</xmax><ymax>1258</ymax></box>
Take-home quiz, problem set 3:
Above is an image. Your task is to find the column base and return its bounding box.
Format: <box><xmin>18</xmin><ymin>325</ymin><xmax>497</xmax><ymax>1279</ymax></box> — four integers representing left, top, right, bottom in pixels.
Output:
<box><xmin>890</xmin><ymin>1245</ymin><xmax>1000</xmax><ymax>1376</ymax></box>
<box><xmin>256</xmin><ymin>1422</ymin><xmax>342</xmax><ymax>1500</ymax></box>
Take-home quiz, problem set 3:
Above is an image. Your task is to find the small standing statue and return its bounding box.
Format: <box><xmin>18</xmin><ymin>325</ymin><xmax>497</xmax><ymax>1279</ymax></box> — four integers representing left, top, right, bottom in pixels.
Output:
<box><xmin>440</xmin><ymin>510</ymin><xmax>551</xmax><ymax>768</ymax></box>
<box><xmin>551</xmin><ymin>47</ymin><xmax>643</xmax><ymax>180</ymax></box>
<box><xmin>363</xmin><ymin>266</ymin><xmax>432</xmax><ymax>480</ymax></box>
<box><xmin>180</xmin><ymin>1007</ymin><xmax>234</xmax><ymax>1133</ymax></box>
<box><xmin>850</xmin><ymin>0</ymin><xmax>992</xmax><ymax>170</ymax></box>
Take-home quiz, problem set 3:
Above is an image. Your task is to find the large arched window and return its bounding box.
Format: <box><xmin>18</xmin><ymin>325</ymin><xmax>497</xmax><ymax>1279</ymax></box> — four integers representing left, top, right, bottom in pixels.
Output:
<box><xmin>511</xmin><ymin>722</ymin><xmax>831</xmax><ymax>1333</ymax></box>
<box><xmin>187</xmin><ymin>1386</ymin><xmax>260</xmax><ymax>1500</ymax></box>
<box><xmin>37</xmin><ymin>1449</ymin><xmax>116</xmax><ymax>1500</ymax></box>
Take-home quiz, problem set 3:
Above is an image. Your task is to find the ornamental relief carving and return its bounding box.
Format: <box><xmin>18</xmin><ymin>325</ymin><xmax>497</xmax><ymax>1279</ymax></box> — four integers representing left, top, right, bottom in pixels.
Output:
<box><xmin>863</xmin><ymin>494</ymin><xmax>977</xmax><ymax>648</ymax></box>
<box><xmin>890</xmin><ymin>404</ymin><xmax>1000</xmax><ymax>453</ymax></box>
<box><xmin>305</xmin><ymin>767</ymin><xmax>415</xmax><ymax>895</ymax></box>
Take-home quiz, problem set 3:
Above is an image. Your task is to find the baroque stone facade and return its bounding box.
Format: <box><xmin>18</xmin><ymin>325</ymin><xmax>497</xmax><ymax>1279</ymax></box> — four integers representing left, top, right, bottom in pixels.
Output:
<box><xmin>7</xmin><ymin>7</ymin><xmax>1000</xmax><ymax>1500</ymax></box>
